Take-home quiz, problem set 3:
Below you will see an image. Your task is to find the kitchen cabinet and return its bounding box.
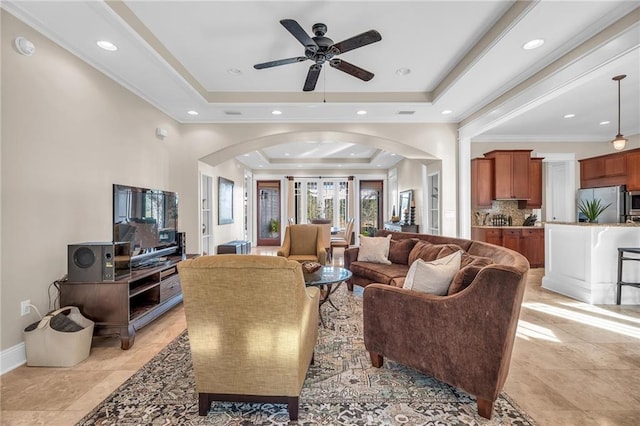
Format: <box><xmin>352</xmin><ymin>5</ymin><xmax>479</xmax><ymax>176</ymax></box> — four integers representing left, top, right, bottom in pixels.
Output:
<box><xmin>471</xmin><ymin>158</ymin><xmax>494</xmax><ymax>209</ymax></box>
<box><xmin>483</xmin><ymin>150</ymin><xmax>531</xmax><ymax>199</ymax></box>
<box><xmin>471</xmin><ymin>227</ymin><xmax>502</xmax><ymax>246</ymax></box>
<box><xmin>579</xmin><ymin>150</ymin><xmax>628</xmax><ymax>188</ymax></box>
<box><xmin>521</xmin><ymin>228</ymin><xmax>545</xmax><ymax>268</ymax></box>
<box><xmin>471</xmin><ymin>226</ymin><xmax>544</xmax><ymax>268</ymax></box>
<box><xmin>627</xmin><ymin>151</ymin><xmax>640</xmax><ymax>191</ymax></box>
<box><xmin>502</xmin><ymin>229</ymin><xmax>522</xmax><ymax>252</ymax></box>
<box><xmin>525</xmin><ymin>158</ymin><xmax>543</xmax><ymax>209</ymax></box>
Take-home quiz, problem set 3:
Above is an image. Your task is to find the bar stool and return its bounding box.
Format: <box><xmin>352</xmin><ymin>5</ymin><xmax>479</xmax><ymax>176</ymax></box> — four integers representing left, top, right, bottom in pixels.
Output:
<box><xmin>616</xmin><ymin>248</ymin><xmax>640</xmax><ymax>305</ymax></box>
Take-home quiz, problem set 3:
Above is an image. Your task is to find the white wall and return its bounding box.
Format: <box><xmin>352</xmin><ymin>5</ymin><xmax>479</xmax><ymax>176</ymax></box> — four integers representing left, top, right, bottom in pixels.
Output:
<box><xmin>1</xmin><ymin>11</ymin><xmax>182</xmax><ymax>352</ymax></box>
<box><xmin>1</xmin><ymin>11</ymin><xmax>459</xmax><ymax>358</ymax></box>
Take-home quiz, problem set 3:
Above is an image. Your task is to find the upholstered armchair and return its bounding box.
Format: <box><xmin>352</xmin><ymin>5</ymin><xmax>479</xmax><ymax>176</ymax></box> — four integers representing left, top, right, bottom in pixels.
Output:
<box><xmin>277</xmin><ymin>224</ymin><xmax>327</xmax><ymax>265</ymax></box>
<box><xmin>177</xmin><ymin>255</ymin><xmax>320</xmax><ymax>420</ymax></box>
<box><xmin>363</xmin><ymin>243</ymin><xmax>529</xmax><ymax>419</ymax></box>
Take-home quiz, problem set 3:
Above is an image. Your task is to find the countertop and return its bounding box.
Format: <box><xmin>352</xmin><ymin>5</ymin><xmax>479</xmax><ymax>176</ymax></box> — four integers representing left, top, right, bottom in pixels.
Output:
<box><xmin>543</xmin><ymin>221</ymin><xmax>640</xmax><ymax>227</ymax></box>
<box><xmin>472</xmin><ymin>225</ymin><xmax>544</xmax><ymax>229</ymax></box>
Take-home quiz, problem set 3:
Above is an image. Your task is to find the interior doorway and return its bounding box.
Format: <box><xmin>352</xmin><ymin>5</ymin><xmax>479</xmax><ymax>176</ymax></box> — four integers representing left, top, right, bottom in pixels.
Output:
<box><xmin>256</xmin><ymin>180</ymin><xmax>281</xmax><ymax>246</ymax></box>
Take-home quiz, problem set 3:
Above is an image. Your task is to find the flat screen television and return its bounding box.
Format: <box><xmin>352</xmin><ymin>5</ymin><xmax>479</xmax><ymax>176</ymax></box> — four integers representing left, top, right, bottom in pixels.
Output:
<box><xmin>113</xmin><ymin>184</ymin><xmax>178</xmax><ymax>267</ymax></box>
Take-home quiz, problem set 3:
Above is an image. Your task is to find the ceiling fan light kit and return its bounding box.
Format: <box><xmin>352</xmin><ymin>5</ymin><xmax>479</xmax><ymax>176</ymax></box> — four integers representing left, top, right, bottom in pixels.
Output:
<box><xmin>611</xmin><ymin>74</ymin><xmax>627</xmax><ymax>151</ymax></box>
<box><xmin>254</xmin><ymin>19</ymin><xmax>381</xmax><ymax>92</ymax></box>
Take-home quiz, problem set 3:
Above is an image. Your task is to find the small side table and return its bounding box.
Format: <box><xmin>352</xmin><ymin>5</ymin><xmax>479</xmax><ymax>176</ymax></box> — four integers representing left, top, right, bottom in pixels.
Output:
<box><xmin>616</xmin><ymin>248</ymin><xmax>640</xmax><ymax>305</ymax></box>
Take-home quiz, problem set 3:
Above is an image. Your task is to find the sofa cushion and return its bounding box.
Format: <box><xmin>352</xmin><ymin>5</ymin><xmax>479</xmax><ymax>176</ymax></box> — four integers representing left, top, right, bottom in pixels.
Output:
<box><xmin>448</xmin><ymin>265</ymin><xmax>484</xmax><ymax>295</ymax></box>
<box><xmin>388</xmin><ymin>238</ymin><xmax>418</xmax><ymax>265</ymax></box>
<box><xmin>408</xmin><ymin>240</ymin><xmax>463</xmax><ymax>265</ymax></box>
<box><xmin>349</xmin><ymin>261</ymin><xmax>410</xmax><ymax>285</ymax></box>
<box><xmin>403</xmin><ymin>250</ymin><xmax>462</xmax><ymax>295</ymax></box>
<box><xmin>357</xmin><ymin>235</ymin><xmax>392</xmax><ymax>264</ymax></box>
<box><xmin>461</xmin><ymin>252</ymin><xmax>494</xmax><ymax>268</ymax></box>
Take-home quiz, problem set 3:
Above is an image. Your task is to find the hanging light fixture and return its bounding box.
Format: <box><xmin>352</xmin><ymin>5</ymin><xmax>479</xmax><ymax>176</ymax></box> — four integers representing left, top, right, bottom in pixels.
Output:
<box><xmin>611</xmin><ymin>74</ymin><xmax>627</xmax><ymax>151</ymax></box>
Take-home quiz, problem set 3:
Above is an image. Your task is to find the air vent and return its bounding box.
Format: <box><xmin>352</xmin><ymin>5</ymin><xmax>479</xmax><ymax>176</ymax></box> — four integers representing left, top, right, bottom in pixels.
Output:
<box><xmin>397</xmin><ymin>110</ymin><xmax>416</xmax><ymax>115</ymax></box>
<box><xmin>224</xmin><ymin>111</ymin><xmax>242</xmax><ymax>116</ymax></box>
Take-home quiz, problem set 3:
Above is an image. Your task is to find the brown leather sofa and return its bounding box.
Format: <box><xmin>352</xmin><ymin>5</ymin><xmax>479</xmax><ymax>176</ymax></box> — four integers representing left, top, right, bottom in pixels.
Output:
<box><xmin>345</xmin><ymin>230</ymin><xmax>529</xmax><ymax>419</ymax></box>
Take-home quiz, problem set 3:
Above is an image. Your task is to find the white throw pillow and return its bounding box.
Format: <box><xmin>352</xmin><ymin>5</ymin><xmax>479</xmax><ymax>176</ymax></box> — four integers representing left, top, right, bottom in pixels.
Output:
<box><xmin>402</xmin><ymin>250</ymin><xmax>462</xmax><ymax>295</ymax></box>
<box><xmin>357</xmin><ymin>234</ymin><xmax>392</xmax><ymax>265</ymax></box>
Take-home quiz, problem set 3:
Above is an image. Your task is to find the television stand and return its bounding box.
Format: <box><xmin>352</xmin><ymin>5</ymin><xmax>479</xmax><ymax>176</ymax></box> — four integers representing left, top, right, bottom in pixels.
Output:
<box><xmin>60</xmin><ymin>254</ymin><xmax>196</xmax><ymax>350</ymax></box>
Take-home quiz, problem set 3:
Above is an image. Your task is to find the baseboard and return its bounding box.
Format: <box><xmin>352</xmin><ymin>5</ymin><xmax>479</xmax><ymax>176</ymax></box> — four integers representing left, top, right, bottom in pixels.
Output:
<box><xmin>1</xmin><ymin>342</ymin><xmax>26</xmax><ymax>375</ymax></box>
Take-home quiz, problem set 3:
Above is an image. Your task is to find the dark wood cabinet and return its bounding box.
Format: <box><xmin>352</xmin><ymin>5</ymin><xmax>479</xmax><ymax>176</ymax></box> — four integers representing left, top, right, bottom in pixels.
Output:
<box><xmin>471</xmin><ymin>227</ymin><xmax>502</xmax><ymax>246</ymax></box>
<box><xmin>384</xmin><ymin>222</ymin><xmax>419</xmax><ymax>233</ymax></box>
<box><xmin>579</xmin><ymin>149</ymin><xmax>634</xmax><ymax>188</ymax></box>
<box><xmin>60</xmin><ymin>255</ymin><xmax>193</xmax><ymax>350</ymax></box>
<box><xmin>502</xmin><ymin>229</ymin><xmax>521</xmax><ymax>252</ymax></box>
<box><xmin>627</xmin><ymin>151</ymin><xmax>640</xmax><ymax>191</ymax></box>
<box><xmin>525</xmin><ymin>158</ymin><xmax>544</xmax><ymax>209</ymax></box>
<box><xmin>472</xmin><ymin>226</ymin><xmax>544</xmax><ymax>267</ymax></box>
<box><xmin>471</xmin><ymin>158</ymin><xmax>494</xmax><ymax>208</ymax></box>
<box><xmin>521</xmin><ymin>228</ymin><xmax>545</xmax><ymax>268</ymax></box>
<box><xmin>483</xmin><ymin>150</ymin><xmax>531</xmax><ymax>199</ymax></box>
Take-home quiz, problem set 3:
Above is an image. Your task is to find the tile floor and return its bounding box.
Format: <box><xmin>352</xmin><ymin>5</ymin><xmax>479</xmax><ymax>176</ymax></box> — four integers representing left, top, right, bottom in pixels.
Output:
<box><xmin>1</xmin><ymin>248</ymin><xmax>639</xmax><ymax>425</ymax></box>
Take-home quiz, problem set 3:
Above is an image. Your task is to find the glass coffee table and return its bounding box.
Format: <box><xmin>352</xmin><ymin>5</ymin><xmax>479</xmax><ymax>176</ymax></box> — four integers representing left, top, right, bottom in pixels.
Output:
<box><xmin>304</xmin><ymin>266</ymin><xmax>352</xmax><ymax>326</ymax></box>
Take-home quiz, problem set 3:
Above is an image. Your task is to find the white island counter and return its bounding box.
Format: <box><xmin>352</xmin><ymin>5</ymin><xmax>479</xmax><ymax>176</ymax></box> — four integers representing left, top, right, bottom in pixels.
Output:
<box><xmin>542</xmin><ymin>223</ymin><xmax>640</xmax><ymax>305</ymax></box>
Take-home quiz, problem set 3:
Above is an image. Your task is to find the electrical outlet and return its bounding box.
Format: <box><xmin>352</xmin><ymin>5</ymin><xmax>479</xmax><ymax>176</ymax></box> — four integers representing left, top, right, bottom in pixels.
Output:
<box><xmin>21</xmin><ymin>300</ymin><xmax>31</xmax><ymax>316</ymax></box>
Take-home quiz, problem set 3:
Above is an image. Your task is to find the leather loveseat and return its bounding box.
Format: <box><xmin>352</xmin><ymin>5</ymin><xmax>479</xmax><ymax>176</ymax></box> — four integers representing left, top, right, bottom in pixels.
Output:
<box><xmin>345</xmin><ymin>230</ymin><xmax>529</xmax><ymax>419</ymax></box>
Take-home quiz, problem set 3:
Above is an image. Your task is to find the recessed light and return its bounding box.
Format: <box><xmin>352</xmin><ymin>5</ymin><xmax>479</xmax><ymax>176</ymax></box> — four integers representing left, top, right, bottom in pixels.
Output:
<box><xmin>523</xmin><ymin>39</ymin><xmax>544</xmax><ymax>50</ymax></box>
<box><xmin>284</xmin><ymin>153</ymin><xmax>290</xmax><ymax>156</ymax></box>
<box><xmin>337</xmin><ymin>164</ymin><xmax>342</xmax><ymax>167</ymax></box>
<box><xmin>97</xmin><ymin>40</ymin><xmax>118</xmax><ymax>51</ymax></box>
<box><xmin>396</xmin><ymin>67</ymin><xmax>411</xmax><ymax>76</ymax></box>
<box><xmin>350</xmin><ymin>153</ymin><xmax>355</xmax><ymax>156</ymax></box>
<box><xmin>227</xmin><ymin>68</ymin><xmax>242</xmax><ymax>76</ymax></box>
<box><xmin>243</xmin><ymin>154</ymin><xmax>250</xmax><ymax>157</ymax></box>
<box><xmin>357</xmin><ymin>110</ymin><xmax>367</xmax><ymax>115</ymax></box>
<box><xmin>564</xmin><ymin>114</ymin><xmax>575</xmax><ymax>119</ymax></box>
<box><xmin>272</xmin><ymin>110</ymin><xmax>282</xmax><ymax>115</ymax></box>
<box><xmin>187</xmin><ymin>110</ymin><xmax>199</xmax><ymax>116</ymax></box>
<box><xmin>600</xmin><ymin>121</ymin><xmax>611</xmax><ymax>125</ymax></box>
<box><xmin>259</xmin><ymin>165</ymin><xmax>264</xmax><ymax>168</ymax></box>
<box><xmin>390</xmin><ymin>153</ymin><xmax>396</xmax><ymax>156</ymax></box>
<box><xmin>441</xmin><ymin>110</ymin><xmax>453</xmax><ymax>115</ymax></box>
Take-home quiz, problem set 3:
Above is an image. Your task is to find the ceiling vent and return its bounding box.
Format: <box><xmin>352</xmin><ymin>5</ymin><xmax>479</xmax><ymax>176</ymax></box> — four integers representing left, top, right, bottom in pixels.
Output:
<box><xmin>397</xmin><ymin>110</ymin><xmax>416</xmax><ymax>115</ymax></box>
<box><xmin>224</xmin><ymin>111</ymin><xmax>242</xmax><ymax>116</ymax></box>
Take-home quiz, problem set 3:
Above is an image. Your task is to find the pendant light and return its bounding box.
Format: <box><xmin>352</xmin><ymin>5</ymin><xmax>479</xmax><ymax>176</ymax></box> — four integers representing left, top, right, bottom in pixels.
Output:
<box><xmin>611</xmin><ymin>74</ymin><xmax>627</xmax><ymax>151</ymax></box>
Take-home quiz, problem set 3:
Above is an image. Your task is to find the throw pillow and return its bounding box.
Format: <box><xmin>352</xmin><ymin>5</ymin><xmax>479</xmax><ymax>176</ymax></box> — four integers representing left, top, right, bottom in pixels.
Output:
<box><xmin>357</xmin><ymin>234</ymin><xmax>392</xmax><ymax>264</ymax></box>
<box><xmin>408</xmin><ymin>240</ymin><xmax>463</xmax><ymax>265</ymax></box>
<box><xmin>402</xmin><ymin>250</ymin><xmax>462</xmax><ymax>295</ymax></box>
<box><xmin>388</xmin><ymin>238</ymin><xmax>418</xmax><ymax>265</ymax></box>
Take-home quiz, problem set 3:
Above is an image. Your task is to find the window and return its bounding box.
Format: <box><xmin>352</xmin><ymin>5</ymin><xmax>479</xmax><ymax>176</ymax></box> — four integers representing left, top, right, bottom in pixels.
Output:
<box><xmin>428</xmin><ymin>173</ymin><xmax>440</xmax><ymax>235</ymax></box>
<box><xmin>293</xmin><ymin>178</ymin><xmax>348</xmax><ymax>226</ymax></box>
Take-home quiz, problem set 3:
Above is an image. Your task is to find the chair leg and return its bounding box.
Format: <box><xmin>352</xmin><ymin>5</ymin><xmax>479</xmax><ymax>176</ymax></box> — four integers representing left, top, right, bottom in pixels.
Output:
<box><xmin>369</xmin><ymin>351</ymin><xmax>383</xmax><ymax>368</ymax></box>
<box><xmin>287</xmin><ymin>396</ymin><xmax>299</xmax><ymax>420</ymax></box>
<box><xmin>198</xmin><ymin>393</ymin><xmax>212</xmax><ymax>416</ymax></box>
<box><xmin>347</xmin><ymin>281</ymin><xmax>354</xmax><ymax>291</ymax></box>
<box><xmin>476</xmin><ymin>397</ymin><xmax>494</xmax><ymax>419</ymax></box>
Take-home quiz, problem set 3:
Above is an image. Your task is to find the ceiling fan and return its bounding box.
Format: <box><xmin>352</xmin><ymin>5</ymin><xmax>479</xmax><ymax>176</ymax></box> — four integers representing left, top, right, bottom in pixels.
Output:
<box><xmin>254</xmin><ymin>19</ymin><xmax>382</xmax><ymax>92</ymax></box>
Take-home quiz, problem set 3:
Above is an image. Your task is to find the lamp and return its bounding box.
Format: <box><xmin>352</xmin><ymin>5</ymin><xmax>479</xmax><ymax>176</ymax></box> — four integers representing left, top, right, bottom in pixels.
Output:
<box><xmin>611</xmin><ymin>74</ymin><xmax>627</xmax><ymax>151</ymax></box>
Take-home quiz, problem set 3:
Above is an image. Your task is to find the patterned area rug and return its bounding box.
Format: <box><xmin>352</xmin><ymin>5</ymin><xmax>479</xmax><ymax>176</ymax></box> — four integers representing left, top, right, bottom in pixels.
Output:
<box><xmin>78</xmin><ymin>285</ymin><xmax>536</xmax><ymax>425</ymax></box>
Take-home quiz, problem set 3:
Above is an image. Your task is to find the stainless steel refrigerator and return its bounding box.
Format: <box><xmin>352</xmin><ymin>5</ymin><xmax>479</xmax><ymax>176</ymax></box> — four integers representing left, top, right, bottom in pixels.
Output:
<box><xmin>576</xmin><ymin>185</ymin><xmax>626</xmax><ymax>223</ymax></box>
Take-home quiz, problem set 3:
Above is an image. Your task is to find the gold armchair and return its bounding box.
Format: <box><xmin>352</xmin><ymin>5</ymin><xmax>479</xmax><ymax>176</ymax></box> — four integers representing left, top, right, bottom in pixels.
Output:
<box><xmin>277</xmin><ymin>224</ymin><xmax>327</xmax><ymax>265</ymax></box>
<box><xmin>177</xmin><ymin>255</ymin><xmax>320</xmax><ymax>420</ymax></box>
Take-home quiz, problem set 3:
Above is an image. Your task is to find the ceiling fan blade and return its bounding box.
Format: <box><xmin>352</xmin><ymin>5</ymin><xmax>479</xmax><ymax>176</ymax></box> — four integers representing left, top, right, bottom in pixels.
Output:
<box><xmin>254</xmin><ymin>57</ymin><xmax>308</xmax><ymax>69</ymax></box>
<box><xmin>280</xmin><ymin>19</ymin><xmax>318</xmax><ymax>52</ymax></box>
<box><xmin>330</xmin><ymin>30</ymin><xmax>381</xmax><ymax>55</ymax></box>
<box><xmin>303</xmin><ymin>64</ymin><xmax>322</xmax><ymax>92</ymax></box>
<box><xmin>329</xmin><ymin>59</ymin><xmax>374</xmax><ymax>81</ymax></box>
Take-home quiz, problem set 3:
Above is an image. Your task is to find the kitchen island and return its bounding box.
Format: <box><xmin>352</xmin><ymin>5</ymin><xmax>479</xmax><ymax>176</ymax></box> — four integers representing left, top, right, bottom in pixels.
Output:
<box><xmin>542</xmin><ymin>222</ymin><xmax>640</xmax><ymax>305</ymax></box>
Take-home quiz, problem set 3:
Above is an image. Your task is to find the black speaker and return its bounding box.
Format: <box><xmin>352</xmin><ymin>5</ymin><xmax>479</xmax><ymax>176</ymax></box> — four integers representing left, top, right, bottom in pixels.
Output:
<box><xmin>177</xmin><ymin>232</ymin><xmax>187</xmax><ymax>259</ymax></box>
<box><xmin>67</xmin><ymin>242</ymin><xmax>131</xmax><ymax>282</ymax></box>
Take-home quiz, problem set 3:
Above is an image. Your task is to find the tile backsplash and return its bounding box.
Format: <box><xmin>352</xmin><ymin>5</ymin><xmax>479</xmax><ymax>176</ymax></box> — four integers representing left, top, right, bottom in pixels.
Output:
<box><xmin>472</xmin><ymin>200</ymin><xmax>534</xmax><ymax>226</ymax></box>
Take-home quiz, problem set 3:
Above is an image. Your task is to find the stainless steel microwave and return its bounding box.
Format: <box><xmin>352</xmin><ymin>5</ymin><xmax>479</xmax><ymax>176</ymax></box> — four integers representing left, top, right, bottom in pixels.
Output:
<box><xmin>627</xmin><ymin>191</ymin><xmax>640</xmax><ymax>216</ymax></box>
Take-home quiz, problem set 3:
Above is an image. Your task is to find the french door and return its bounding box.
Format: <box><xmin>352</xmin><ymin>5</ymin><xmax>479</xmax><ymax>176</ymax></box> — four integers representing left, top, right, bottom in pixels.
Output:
<box><xmin>293</xmin><ymin>178</ymin><xmax>348</xmax><ymax>227</ymax></box>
